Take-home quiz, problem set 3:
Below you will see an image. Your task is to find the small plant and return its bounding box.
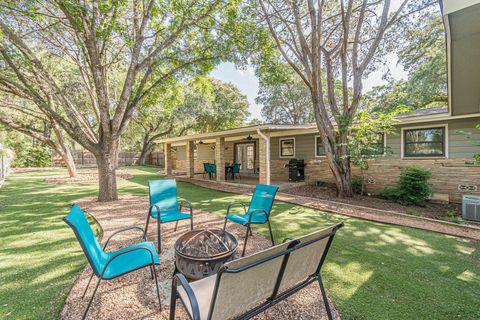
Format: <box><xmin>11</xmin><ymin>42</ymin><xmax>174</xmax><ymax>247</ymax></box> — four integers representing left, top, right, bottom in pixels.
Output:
<box><xmin>352</xmin><ymin>177</ymin><xmax>364</xmax><ymax>195</ymax></box>
<box><xmin>381</xmin><ymin>167</ymin><xmax>432</xmax><ymax>206</ymax></box>
<box><xmin>440</xmin><ymin>211</ymin><xmax>461</xmax><ymax>224</ymax></box>
<box><xmin>474</xmin><ymin>154</ymin><xmax>480</xmax><ymax>164</ymax></box>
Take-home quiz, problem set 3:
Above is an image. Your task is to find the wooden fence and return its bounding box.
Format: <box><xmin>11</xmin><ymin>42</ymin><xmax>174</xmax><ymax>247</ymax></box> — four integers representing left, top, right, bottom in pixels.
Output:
<box><xmin>53</xmin><ymin>151</ymin><xmax>165</xmax><ymax>168</ymax></box>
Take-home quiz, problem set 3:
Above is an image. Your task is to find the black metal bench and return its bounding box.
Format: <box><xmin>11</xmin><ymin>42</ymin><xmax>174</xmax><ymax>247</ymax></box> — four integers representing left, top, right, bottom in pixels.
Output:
<box><xmin>170</xmin><ymin>222</ymin><xmax>344</xmax><ymax>320</ymax></box>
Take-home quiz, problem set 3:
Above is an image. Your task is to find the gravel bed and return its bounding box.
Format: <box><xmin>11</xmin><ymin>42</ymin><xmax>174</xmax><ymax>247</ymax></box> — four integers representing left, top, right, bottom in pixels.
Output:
<box><xmin>61</xmin><ymin>196</ymin><xmax>340</xmax><ymax>320</ymax></box>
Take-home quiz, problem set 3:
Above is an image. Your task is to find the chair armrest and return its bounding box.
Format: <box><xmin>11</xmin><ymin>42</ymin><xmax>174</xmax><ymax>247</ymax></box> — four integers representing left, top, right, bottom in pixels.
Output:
<box><xmin>247</xmin><ymin>209</ymin><xmax>268</xmax><ymax>220</ymax></box>
<box><xmin>103</xmin><ymin>226</ymin><xmax>146</xmax><ymax>250</ymax></box>
<box><xmin>100</xmin><ymin>245</ymin><xmax>158</xmax><ymax>279</ymax></box>
<box><xmin>226</xmin><ymin>202</ymin><xmax>246</xmax><ymax>216</ymax></box>
<box><xmin>173</xmin><ymin>273</ymin><xmax>201</xmax><ymax>320</ymax></box>
<box><xmin>179</xmin><ymin>200</ymin><xmax>193</xmax><ymax>214</ymax></box>
<box><xmin>282</xmin><ymin>237</ymin><xmax>294</xmax><ymax>243</ymax></box>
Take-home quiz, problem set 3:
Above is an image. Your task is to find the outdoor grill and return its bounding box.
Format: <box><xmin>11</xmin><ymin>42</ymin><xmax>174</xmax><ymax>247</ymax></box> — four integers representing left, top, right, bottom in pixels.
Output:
<box><xmin>286</xmin><ymin>158</ymin><xmax>305</xmax><ymax>182</ymax></box>
<box><xmin>174</xmin><ymin>228</ymin><xmax>238</xmax><ymax>280</ymax></box>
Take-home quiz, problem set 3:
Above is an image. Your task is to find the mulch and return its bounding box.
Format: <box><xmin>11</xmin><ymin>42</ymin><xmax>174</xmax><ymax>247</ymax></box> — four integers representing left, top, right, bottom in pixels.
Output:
<box><xmin>61</xmin><ymin>196</ymin><xmax>340</xmax><ymax>320</ymax></box>
<box><xmin>283</xmin><ymin>184</ymin><xmax>461</xmax><ymax>220</ymax></box>
<box><xmin>44</xmin><ymin>168</ymin><xmax>133</xmax><ymax>184</ymax></box>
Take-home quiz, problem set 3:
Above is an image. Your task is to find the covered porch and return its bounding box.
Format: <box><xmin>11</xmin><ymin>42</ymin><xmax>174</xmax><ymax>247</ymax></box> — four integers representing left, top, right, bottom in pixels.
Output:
<box><xmin>155</xmin><ymin>124</ymin><xmax>316</xmax><ymax>186</ymax></box>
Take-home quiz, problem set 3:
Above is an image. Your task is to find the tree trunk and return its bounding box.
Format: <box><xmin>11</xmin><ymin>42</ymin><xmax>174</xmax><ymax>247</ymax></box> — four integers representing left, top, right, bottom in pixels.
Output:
<box><xmin>139</xmin><ymin>140</ymin><xmax>153</xmax><ymax>166</ymax></box>
<box><xmin>312</xmin><ymin>100</ymin><xmax>353</xmax><ymax>198</ymax></box>
<box><xmin>96</xmin><ymin>151</ymin><xmax>118</xmax><ymax>201</ymax></box>
<box><xmin>52</xmin><ymin>122</ymin><xmax>77</xmax><ymax>178</ymax></box>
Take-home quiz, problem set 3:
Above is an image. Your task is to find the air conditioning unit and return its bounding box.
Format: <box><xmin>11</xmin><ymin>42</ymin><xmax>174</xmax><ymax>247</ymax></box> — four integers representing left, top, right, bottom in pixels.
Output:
<box><xmin>462</xmin><ymin>195</ymin><xmax>480</xmax><ymax>222</ymax></box>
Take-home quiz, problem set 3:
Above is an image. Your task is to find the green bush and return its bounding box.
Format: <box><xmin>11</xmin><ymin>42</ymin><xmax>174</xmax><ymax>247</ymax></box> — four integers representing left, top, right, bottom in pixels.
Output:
<box><xmin>352</xmin><ymin>177</ymin><xmax>364</xmax><ymax>195</ymax></box>
<box><xmin>381</xmin><ymin>167</ymin><xmax>432</xmax><ymax>206</ymax></box>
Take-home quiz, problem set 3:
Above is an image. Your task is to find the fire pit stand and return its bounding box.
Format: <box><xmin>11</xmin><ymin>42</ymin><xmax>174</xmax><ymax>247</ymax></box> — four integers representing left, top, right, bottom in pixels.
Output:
<box><xmin>174</xmin><ymin>228</ymin><xmax>238</xmax><ymax>280</ymax></box>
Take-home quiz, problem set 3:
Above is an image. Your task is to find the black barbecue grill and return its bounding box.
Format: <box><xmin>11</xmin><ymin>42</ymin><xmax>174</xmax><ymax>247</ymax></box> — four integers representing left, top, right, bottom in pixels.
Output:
<box><xmin>285</xmin><ymin>158</ymin><xmax>305</xmax><ymax>182</ymax></box>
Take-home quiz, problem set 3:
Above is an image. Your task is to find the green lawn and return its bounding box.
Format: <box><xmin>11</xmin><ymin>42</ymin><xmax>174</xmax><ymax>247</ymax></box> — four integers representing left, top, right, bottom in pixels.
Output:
<box><xmin>0</xmin><ymin>166</ymin><xmax>479</xmax><ymax>319</ymax></box>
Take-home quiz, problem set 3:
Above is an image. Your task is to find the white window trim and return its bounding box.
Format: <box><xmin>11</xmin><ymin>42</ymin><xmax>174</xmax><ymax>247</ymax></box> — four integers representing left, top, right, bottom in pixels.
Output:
<box><xmin>400</xmin><ymin>123</ymin><xmax>449</xmax><ymax>159</ymax></box>
<box><xmin>279</xmin><ymin>137</ymin><xmax>296</xmax><ymax>158</ymax></box>
<box><xmin>314</xmin><ymin>135</ymin><xmax>326</xmax><ymax>158</ymax></box>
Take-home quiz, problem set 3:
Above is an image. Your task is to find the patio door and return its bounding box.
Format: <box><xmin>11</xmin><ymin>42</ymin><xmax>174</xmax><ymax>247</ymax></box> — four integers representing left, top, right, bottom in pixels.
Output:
<box><xmin>235</xmin><ymin>143</ymin><xmax>255</xmax><ymax>173</ymax></box>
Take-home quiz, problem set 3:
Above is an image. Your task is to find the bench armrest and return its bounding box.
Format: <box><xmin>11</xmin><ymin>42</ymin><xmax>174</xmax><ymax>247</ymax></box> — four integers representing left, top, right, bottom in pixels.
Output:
<box><xmin>173</xmin><ymin>273</ymin><xmax>201</xmax><ymax>319</ymax></box>
<box><xmin>103</xmin><ymin>226</ymin><xmax>146</xmax><ymax>250</ymax></box>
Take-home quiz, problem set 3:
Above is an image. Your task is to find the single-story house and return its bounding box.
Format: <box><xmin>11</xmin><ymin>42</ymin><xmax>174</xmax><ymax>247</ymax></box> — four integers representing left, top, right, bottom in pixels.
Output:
<box><xmin>156</xmin><ymin>0</ymin><xmax>480</xmax><ymax>203</ymax></box>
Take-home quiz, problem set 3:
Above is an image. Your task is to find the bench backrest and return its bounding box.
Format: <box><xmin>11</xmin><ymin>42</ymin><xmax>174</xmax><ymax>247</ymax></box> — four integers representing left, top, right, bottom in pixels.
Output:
<box><xmin>207</xmin><ymin>223</ymin><xmax>343</xmax><ymax>320</ymax></box>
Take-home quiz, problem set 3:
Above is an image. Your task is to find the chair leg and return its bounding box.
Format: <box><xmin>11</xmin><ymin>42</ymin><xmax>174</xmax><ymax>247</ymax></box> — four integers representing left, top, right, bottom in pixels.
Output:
<box><xmin>190</xmin><ymin>216</ymin><xmax>193</xmax><ymax>230</ymax></box>
<box><xmin>169</xmin><ymin>280</ymin><xmax>177</xmax><ymax>320</ymax></box>
<box><xmin>223</xmin><ymin>217</ymin><xmax>227</xmax><ymax>231</ymax></box>
<box><xmin>83</xmin><ymin>276</ymin><xmax>102</xmax><ymax>320</ymax></box>
<box><xmin>267</xmin><ymin>220</ymin><xmax>275</xmax><ymax>246</ymax></box>
<box><xmin>149</xmin><ymin>266</ymin><xmax>154</xmax><ymax>280</ymax></box>
<box><xmin>82</xmin><ymin>271</ymin><xmax>95</xmax><ymax>299</ymax></box>
<box><xmin>318</xmin><ymin>276</ymin><xmax>333</xmax><ymax>320</ymax></box>
<box><xmin>144</xmin><ymin>213</ymin><xmax>151</xmax><ymax>238</ymax></box>
<box><xmin>242</xmin><ymin>224</ymin><xmax>251</xmax><ymax>257</ymax></box>
<box><xmin>157</xmin><ymin>219</ymin><xmax>161</xmax><ymax>254</ymax></box>
<box><xmin>174</xmin><ymin>220</ymin><xmax>178</xmax><ymax>232</ymax></box>
<box><xmin>152</xmin><ymin>263</ymin><xmax>162</xmax><ymax>310</ymax></box>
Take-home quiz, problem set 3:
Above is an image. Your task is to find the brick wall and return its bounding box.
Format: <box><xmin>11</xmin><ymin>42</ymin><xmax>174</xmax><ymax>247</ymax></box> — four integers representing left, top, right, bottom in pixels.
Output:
<box><xmin>283</xmin><ymin>158</ymin><xmax>480</xmax><ymax>203</ymax></box>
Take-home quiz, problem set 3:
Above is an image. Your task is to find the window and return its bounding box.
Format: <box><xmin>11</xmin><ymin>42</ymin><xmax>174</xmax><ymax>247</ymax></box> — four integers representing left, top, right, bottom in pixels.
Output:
<box><xmin>366</xmin><ymin>133</ymin><xmax>385</xmax><ymax>156</ymax></box>
<box><xmin>279</xmin><ymin>138</ymin><xmax>295</xmax><ymax>157</ymax></box>
<box><xmin>315</xmin><ymin>136</ymin><xmax>325</xmax><ymax>157</ymax></box>
<box><xmin>403</xmin><ymin>127</ymin><xmax>445</xmax><ymax>157</ymax></box>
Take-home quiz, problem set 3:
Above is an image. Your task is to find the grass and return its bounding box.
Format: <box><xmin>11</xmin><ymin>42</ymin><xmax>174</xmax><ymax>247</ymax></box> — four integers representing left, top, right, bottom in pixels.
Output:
<box><xmin>1</xmin><ymin>166</ymin><xmax>479</xmax><ymax>319</ymax></box>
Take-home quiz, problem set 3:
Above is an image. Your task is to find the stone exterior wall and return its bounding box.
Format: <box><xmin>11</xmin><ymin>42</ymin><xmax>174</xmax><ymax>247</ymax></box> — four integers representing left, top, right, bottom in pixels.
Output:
<box><xmin>300</xmin><ymin>158</ymin><xmax>480</xmax><ymax>203</ymax></box>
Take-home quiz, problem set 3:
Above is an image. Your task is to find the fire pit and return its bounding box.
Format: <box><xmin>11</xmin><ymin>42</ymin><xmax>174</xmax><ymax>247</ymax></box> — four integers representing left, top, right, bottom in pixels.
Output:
<box><xmin>174</xmin><ymin>228</ymin><xmax>238</xmax><ymax>280</ymax></box>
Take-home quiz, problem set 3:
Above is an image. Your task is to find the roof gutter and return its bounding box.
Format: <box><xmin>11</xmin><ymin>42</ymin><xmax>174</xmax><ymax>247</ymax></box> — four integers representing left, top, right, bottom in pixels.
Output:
<box><xmin>256</xmin><ymin>128</ymin><xmax>270</xmax><ymax>185</ymax></box>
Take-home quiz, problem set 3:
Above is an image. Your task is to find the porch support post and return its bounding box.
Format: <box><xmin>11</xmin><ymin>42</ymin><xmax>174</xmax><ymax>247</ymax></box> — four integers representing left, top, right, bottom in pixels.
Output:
<box><xmin>186</xmin><ymin>140</ymin><xmax>195</xmax><ymax>178</ymax></box>
<box><xmin>257</xmin><ymin>129</ymin><xmax>271</xmax><ymax>185</ymax></box>
<box><xmin>215</xmin><ymin>137</ymin><xmax>225</xmax><ymax>182</ymax></box>
<box><xmin>164</xmin><ymin>143</ymin><xmax>172</xmax><ymax>176</ymax></box>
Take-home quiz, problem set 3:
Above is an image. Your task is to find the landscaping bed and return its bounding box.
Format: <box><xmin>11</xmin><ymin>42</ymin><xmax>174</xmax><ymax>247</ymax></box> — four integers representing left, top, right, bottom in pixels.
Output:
<box><xmin>284</xmin><ymin>184</ymin><xmax>462</xmax><ymax>222</ymax></box>
<box><xmin>44</xmin><ymin>168</ymin><xmax>133</xmax><ymax>183</ymax></box>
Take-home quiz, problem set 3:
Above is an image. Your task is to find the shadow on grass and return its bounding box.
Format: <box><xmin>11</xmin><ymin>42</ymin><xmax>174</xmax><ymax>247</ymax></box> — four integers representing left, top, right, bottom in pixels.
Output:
<box><xmin>1</xmin><ymin>166</ymin><xmax>479</xmax><ymax>319</ymax></box>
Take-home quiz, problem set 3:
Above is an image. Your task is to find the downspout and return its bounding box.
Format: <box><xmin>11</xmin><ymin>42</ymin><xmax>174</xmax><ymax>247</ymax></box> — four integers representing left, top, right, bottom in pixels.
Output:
<box><xmin>256</xmin><ymin>129</ymin><xmax>271</xmax><ymax>185</ymax></box>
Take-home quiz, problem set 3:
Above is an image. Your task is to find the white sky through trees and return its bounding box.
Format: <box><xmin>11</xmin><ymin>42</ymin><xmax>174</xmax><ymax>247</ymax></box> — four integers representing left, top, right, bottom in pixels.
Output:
<box><xmin>211</xmin><ymin>0</ymin><xmax>439</xmax><ymax>121</ymax></box>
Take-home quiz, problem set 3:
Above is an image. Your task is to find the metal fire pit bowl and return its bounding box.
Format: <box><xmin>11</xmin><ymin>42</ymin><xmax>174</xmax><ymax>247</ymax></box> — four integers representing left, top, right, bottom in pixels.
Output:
<box><xmin>174</xmin><ymin>228</ymin><xmax>238</xmax><ymax>280</ymax></box>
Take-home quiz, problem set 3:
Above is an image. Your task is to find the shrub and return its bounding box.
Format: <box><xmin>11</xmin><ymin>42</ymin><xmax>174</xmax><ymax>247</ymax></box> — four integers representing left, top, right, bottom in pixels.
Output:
<box><xmin>381</xmin><ymin>167</ymin><xmax>432</xmax><ymax>206</ymax></box>
<box><xmin>352</xmin><ymin>177</ymin><xmax>364</xmax><ymax>195</ymax></box>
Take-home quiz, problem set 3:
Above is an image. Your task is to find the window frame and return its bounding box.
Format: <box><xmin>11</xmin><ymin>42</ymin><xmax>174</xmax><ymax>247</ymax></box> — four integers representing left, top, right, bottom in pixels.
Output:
<box><xmin>279</xmin><ymin>137</ymin><xmax>296</xmax><ymax>158</ymax></box>
<box><xmin>314</xmin><ymin>135</ymin><xmax>326</xmax><ymax>158</ymax></box>
<box><xmin>401</xmin><ymin>124</ymin><xmax>448</xmax><ymax>158</ymax></box>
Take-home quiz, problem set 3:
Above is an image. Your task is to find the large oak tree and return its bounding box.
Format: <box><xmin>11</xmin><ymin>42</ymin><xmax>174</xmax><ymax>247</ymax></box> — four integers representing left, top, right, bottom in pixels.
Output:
<box><xmin>0</xmin><ymin>0</ymin><xmax>237</xmax><ymax>200</ymax></box>
<box><xmin>257</xmin><ymin>0</ymin><xmax>436</xmax><ymax>197</ymax></box>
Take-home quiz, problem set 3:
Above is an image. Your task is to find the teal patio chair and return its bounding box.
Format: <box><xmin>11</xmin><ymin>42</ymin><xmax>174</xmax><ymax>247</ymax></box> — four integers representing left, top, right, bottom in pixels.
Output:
<box><xmin>203</xmin><ymin>162</ymin><xmax>211</xmax><ymax>179</ymax></box>
<box><xmin>232</xmin><ymin>163</ymin><xmax>241</xmax><ymax>180</ymax></box>
<box><xmin>210</xmin><ymin>163</ymin><xmax>217</xmax><ymax>179</ymax></box>
<box><xmin>64</xmin><ymin>204</ymin><xmax>161</xmax><ymax>320</ymax></box>
<box><xmin>223</xmin><ymin>184</ymin><xmax>279</xmax><ymax>256</ymax></box>
<box><xmin>145</xmin><ymin>179</ymin><xmax>193</xmax><ymax>253</ymax></box>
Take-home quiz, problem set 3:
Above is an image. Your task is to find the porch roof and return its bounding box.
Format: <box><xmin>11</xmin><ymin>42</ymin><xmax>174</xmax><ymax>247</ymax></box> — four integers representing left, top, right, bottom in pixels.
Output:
<box><xmin>154</xmin><ymin>123</ymin><xmax>316</xmax><ymax>145</ymax></box>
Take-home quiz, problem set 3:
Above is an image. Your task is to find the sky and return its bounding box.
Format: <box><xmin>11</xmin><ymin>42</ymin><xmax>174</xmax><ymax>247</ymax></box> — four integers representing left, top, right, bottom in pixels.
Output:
<box><xmin>210</xmin><ymin>57</ymin><xmax>408</xmax><ymax>121</ymax></box>
<box><xmin>209</xmin><ymin>0</ymin><xmax>429</xmax><ymax>121</ymax></box>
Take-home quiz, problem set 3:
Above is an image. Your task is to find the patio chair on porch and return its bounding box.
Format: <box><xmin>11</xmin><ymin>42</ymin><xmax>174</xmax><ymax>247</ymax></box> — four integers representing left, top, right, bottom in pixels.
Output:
<box><xmin>223</xmin><ymin>184</ymin><xmax>279</xmax><ymax>256</ymax></box>
<box><xmin>145</xmin><ymin>179</ymin><xmax>193</xmax><ymax>253</ymax></box>
<box><xmin>64</xmin><ymin>204</ymin><xmax>161</xmax><ymax>320</ymax></box>
<box><xmin>170</xmin><ymin>223</ymin><xmax>344</xmax><ymax>320</ymax></box>
<box><xmin>232</xmin><ymin>163</ymin><xmax>241</xmax><ymax>180</ymax></box>
<box><xmin>203</xmin><ymin>163</ymin><xmax>211</xmax><ymax>179</ymax></box>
